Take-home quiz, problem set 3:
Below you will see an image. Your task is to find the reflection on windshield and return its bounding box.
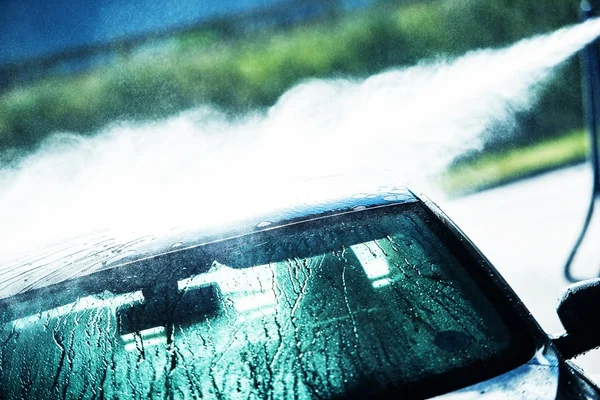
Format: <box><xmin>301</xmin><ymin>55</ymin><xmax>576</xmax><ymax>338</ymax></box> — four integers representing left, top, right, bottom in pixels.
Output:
<box><xmin>179</xmin><ymin>260</ymin><xmax>277</xmax><ymax>317</ymax></box>
<box><xmin>0</xmin><ymin>205</ymin><xmax>523</xmax><ymax>399</ymax></box>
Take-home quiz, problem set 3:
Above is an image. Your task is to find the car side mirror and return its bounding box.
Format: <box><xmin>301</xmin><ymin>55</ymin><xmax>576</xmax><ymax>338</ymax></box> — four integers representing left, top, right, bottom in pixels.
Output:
<box><xmin>552</xmin><ymin>278</ymin><xmax>600</xmax><ymax>359</ymax></box>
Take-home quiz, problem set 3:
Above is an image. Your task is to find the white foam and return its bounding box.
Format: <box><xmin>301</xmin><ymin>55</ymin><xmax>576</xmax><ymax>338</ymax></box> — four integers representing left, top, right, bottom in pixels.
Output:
<box><xmin>2</xmin><ymin>18</ymin><xmax>600</xmax><ymax>262</ymax></box>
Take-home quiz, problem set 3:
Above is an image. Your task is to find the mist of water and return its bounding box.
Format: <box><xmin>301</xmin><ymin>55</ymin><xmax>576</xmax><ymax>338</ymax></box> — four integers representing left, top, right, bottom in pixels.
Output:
<box><xmin>3</xmin><ymin>18</ymin><xmax>600</xmax><ymax>263</ymax></box>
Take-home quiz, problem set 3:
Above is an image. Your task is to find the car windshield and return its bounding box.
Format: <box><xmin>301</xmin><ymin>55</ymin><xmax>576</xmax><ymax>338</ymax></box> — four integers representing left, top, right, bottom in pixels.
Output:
<box><xmin>0</xmin><ymin>203</ymin><xmax>534</xmax><ymax>399</ymax></box>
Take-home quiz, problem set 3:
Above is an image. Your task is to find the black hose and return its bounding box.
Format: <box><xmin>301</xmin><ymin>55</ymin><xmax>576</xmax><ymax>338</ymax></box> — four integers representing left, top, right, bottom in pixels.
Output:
<box><xmin>564</xmin><ymin>196</ymin><xmax>596</xmax><ymax>282</ymax></box>
<box><xmin>564</xmin><ymin>1</ymin><xmax>600</xmax><ymax>282</ymax></box>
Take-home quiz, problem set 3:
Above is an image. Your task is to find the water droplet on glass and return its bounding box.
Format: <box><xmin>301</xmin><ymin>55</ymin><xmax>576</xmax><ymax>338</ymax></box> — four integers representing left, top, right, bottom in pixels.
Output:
<box><xmin>383</xmin><ymin>194</ymin><xmax>406</xmax><ymax>202</ymax></box>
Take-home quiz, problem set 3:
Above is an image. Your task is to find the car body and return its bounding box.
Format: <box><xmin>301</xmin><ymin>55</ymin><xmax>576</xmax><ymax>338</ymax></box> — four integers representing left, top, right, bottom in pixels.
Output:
<box><xmin>0</xmin><ymin>185</ymin><xmax>598</xmax><ymax>399</ymax></box>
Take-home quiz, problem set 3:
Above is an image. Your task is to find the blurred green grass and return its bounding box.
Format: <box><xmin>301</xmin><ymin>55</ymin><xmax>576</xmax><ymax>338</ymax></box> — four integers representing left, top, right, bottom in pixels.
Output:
<box><xmin>441</xmin><ymin>129</ymin><xmax>588</xmax><ymax>195</ymax></box>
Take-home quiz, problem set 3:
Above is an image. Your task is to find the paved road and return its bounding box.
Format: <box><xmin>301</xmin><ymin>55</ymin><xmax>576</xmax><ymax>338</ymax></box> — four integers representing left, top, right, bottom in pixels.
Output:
<box><xmin>440</xmin><ymin>164</ymin><xmax>600</xmax><ymax>383</ymax></box>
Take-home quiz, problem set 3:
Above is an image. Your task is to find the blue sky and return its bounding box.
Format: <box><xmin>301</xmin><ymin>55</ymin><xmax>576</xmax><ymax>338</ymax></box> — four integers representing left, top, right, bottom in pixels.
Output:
<box><xmin>0</xmin><ymin>0</ymin><xmax>285</xmax><ymax>64</ymax></box>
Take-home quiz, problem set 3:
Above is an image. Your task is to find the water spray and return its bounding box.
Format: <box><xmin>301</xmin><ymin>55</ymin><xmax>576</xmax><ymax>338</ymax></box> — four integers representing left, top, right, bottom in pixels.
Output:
<box><xmin>3</xmin><ymin>18</ymin><xmax>600</xmax><ymax>276</ymax></box>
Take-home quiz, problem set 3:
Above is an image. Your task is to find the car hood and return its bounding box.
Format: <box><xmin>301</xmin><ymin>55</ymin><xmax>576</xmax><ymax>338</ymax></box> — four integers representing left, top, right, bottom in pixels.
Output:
<box><xmin>437</xmin><ymin>345</ymin><xmax>562</xmax><ymax>399</ymax></box>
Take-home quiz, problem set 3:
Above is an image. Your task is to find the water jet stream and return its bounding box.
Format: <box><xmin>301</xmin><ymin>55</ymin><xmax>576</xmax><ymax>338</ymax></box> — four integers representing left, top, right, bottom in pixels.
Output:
<box><xmin>2</xmin><ymin>18</ymin><xmax>600</xmax><ymax>266</ymax></box>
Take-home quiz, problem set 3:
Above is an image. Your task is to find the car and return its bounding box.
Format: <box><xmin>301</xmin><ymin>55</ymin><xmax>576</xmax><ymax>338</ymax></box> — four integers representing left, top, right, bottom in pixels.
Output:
<box><xmin>0</xmin><ymin>184</ymin><xmax>599</xmax><ymax>399</ymax></box>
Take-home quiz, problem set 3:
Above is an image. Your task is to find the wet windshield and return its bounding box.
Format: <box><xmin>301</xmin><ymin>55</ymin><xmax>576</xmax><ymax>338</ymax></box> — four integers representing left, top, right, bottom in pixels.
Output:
<box><xmin>0</xmin><ymin>204</ymin><xmax>533</xmax><ymax>399</ymax></box>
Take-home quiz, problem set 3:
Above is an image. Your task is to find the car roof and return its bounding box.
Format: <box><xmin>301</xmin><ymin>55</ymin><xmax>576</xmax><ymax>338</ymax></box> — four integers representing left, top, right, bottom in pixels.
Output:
<box><xmin>0</xmin><ymin>182</ymin><xmax>419</xmax><ymax>308</ymax></box>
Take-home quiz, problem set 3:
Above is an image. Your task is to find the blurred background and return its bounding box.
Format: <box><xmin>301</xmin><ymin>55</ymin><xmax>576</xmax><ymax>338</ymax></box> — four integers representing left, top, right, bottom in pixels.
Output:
<box><xmin>0</xmin><ymin>0</ymin><xmax>585</xmax><ymax>184</ymax></box>
<box><xmin>2</xmin><ymin>0</ymin><xmax>600</xmax><ymax>383</ymax></box>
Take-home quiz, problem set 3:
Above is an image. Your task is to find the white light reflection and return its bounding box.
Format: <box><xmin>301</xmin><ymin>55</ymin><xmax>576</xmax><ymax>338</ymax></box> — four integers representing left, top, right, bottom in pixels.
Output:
<box><xmin>178</xmin><ymin>261</ymin><xmax>277</xmax><ymax>316</ymax></box>
<box><xmin>351</xmin><ymin>242</ymin><xmax>392</xmax><ymax>288</ymax></box>
<box><xmin>372</xmin><ymin>278</ymin><xmax>392</xmax><ymax>288</ymax></box>
<box><xmin>12</xmin><ymin>291</ymin><xmax>144</xmax><ymax>328</ymax></box>
<box><xmin>121</xmin><ymin>326</ymin><xmax>167</xmax><ymax>352</ymax></box>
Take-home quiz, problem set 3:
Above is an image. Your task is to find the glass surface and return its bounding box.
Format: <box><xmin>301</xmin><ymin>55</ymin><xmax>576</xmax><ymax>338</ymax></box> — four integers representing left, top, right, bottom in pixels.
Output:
<box><xmin>0</xmin><ymin>204</ymin><xmax>533</xmax><ymax>399</ymax></box>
